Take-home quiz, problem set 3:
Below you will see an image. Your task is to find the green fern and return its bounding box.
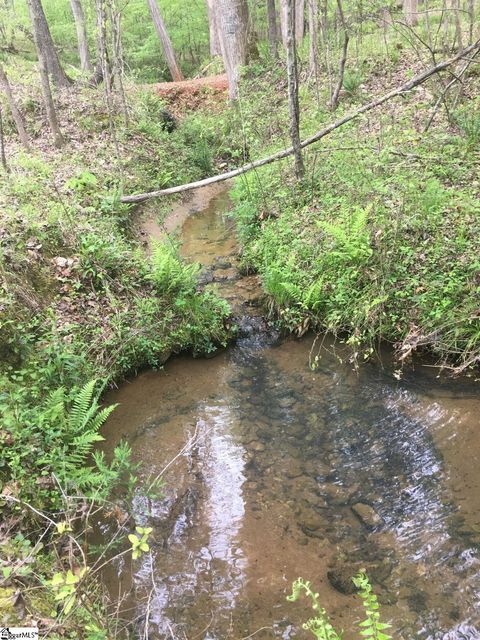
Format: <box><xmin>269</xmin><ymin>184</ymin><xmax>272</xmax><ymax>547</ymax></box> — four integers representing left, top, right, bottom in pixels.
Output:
<box><xmin>287</xmin><ymin>573</ymin><xmax>391</xmax><ymax>640</ymax></box>
<box><xmin>287</xmin><ymin>578</ymin><xmax>342</xmax><ymax>640</ymax></box>
<box><xmin>318</xmin><ymin>206</ymin><xmax>372</xmax><ymax>264</ymax></box>
<box><xmin>68</xmin><ymin>379</ymin><xmax>98</xmax><ymax>433</ymax></box>
<box><xmin>148</xmin><ymin>241</ymin><xmax>200</xmax><ymax>295</ymax></box>
<box><xmin>352</xmin><ymin>572</ymin><xmax>392</xmax><ymax>640</ymax></box>
<box><xmin>35</xmin><ymin>380</ymin><xmax>118</xmax><ymax>496</ymax></box>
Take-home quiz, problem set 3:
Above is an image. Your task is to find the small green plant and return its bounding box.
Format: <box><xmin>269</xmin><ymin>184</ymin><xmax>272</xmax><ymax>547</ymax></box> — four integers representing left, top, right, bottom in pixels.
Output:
<box><xmin>128</xmin><ymin>526</ymin><xmax>152</xmax><ymax>560</ymax></box>
<box><xmin>192</xmin><ymin>138</ymin><xmax>214</xmax><ymax>174</ymax></box>
<box><xmin>352</xmin><ymin>572</ymin><xmax>392</xmax><ymax>639</ymax></box>
<box><xmin>287</xmin><ymin>573</ymin><xmax>391</xmax><ymax>640</ymax></box>
<box><xmin>287</xmin><ymin>577</ymin><xmax>342</xmax><ymax>640</ymax></box>
<box><xmin>47</xmin><ymin>567</ymin><xmax>87</xmax><ymax>616</ymax></box>
<box><xmin>343</xmin><ymin>69</ymin><xmax>363</xmax><ymax>95</ymax></box>
<box><xmin>452</xmin><ymin>106</ymin><xmax>480</xmax><ymax>146</ymax></box>
<box><xmin>65</xmin><ymin>171</ymin><xmax>98</xmax><ymax>192</ymax></box>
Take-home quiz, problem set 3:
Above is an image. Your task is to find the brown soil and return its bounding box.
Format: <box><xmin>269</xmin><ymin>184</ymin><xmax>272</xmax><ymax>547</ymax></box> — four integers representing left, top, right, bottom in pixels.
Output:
<box><xmin>149</xmin><ymin>74</ymin><xmax>229</xmax><ymax>112</ymax></box>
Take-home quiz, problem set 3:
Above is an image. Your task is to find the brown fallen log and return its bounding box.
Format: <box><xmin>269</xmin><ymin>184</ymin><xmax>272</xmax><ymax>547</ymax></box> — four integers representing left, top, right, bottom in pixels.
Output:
<box><xmin>120</xmin><ymin>40</ymin><xmax>480</xmax><ymax>204</ymax></box>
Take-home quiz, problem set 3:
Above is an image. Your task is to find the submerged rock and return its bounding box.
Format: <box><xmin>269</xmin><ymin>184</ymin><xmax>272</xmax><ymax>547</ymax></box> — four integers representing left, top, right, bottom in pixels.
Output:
<box><xmin>327</xmin><ymin>563</ymin><xmax>361</xmax><ymax>595</ymax></box>
<box><xmin>285</xmin><ymin>460</ymin><xmax>304</xmax><ymax>479</ymax></box>
<box><xmin>249</xmin><ymin>441</ymin><xmax>266</xmax><ymax>452</ymax></box>
<box><xmin>351</xmin><ymin>503</ymin><xmax>383</xmax><ymax>530</ymax></box>
<box><xmin>278</xmin><ymin>395</ymin><xmax>297</xmax><ymax>409</ymax></box>
<box><xmin>322</xmin><ymin>482</ymin><xmax>358</xmax><ymax>506</ymax></box>
<box><xmin>197</xmin><ymin>270</ymin><xmax>214</xmax><ymax>285</ymax></box>
<box><xmin>299</xmin><ymin>509</ymin><xmax>326</xmax><ymax>532</ymax></box>
<box><xmin>213</xmin><ymin>259</ymin><xmax>233</xmax><ymax>269</ymax></box>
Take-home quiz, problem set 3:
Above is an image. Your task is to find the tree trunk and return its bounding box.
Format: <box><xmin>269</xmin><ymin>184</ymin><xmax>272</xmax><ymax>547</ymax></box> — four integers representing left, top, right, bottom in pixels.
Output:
<box><xmin>451</xmin><ymin>0</ymin><xmax>463</xmax><ymax>50</ymax></box>
<box><xmin>330</xmin><ymin>0</ymin><xmax>349</xmax><ymax>109</ymax></box>
<box><xmin>206</xmin><ymin>0</ymin><xmax>221</xmax><ymax>56</ymax></box>
<box><xmin>286</xmin><ymin>0</ymin><xmax>304</xmax><ymax>178</ymax></box>
<box><xmin>468</xmin><ymin>0</ymin><xmax>474</xmax><ymax>44</ymax></box>
<box><xmin>404</xmin><ymin>0</ymin><xmax>418</xmax><ymax>26</ymax></box>
<box><xmin>27</xmin><ymin>0</ymin><xmax>71</xmax><ymax>88</ymax></box>
<box><xmin>267</xmin><ymin>0</ymin><xmax>279</xmax><ymax>58</ymax></box>
<box><xmin>27</xmin><ymin>0</ymin><xmax>64</xmax><ymax>147</ymax></box>
<box><xmin>295</xmin><ymin>0</ymin><xmax>305</xmax><ymax>42</ymax></box>
<box><xmin>69</xmin><ymin>0</ymin><xmax>93</xmax><ymax>72</ymax></box>
<box><xmin>280</xmin><ymin>0</ymin><xmax>305</xmax><ymax>46</ymax></box>
<box><xmin>0</xmin><ymin>63</ymin><xmax>31</xmax><ymax>150</ymax></box>
<box><xmin>147</xmin><ymin>0</ymin><xmax>184</xmax><ymax>81</ymax></box>
<box><xmin>0</xmin><ymin>106</ymin><xmax>8</xmax><ymax>172</ymax></box>
<box><xmin>91</xmin><ymin>0</ymin><xmax>108</xmax><ymax>87</ymax></box>
<box><xmin>216</xmin><ymin>0</ymin><xmax>250</xmax><ymax>100</ymax></box>
<box><xmin>109</xmin><ymin>0</ymin><xmax>128</xmax><ymax>124</ymax></box>
<box><xmin>308</xmin><ymin>0</ymin><xmax>319</xmax><ymax>77</ymax></box>
<box><xmin>280</xmin><ymin>0</ymin><xmax>287</xmax><ymax>47</ymax></box>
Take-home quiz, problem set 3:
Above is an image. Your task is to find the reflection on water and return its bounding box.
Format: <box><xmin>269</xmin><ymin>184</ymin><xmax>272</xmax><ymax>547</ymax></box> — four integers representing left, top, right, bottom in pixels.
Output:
<box><xmin>99</xmin><ymin>187</ymin><xmax>480</xmax><ymax>640</ymax></box>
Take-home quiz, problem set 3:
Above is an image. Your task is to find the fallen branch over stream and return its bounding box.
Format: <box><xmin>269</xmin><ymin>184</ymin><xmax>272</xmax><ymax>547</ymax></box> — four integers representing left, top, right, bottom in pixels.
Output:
<box><xmin>120</xmin><ymin>40</ymin><xmax>480</xmax><ymax>204</ymax></box>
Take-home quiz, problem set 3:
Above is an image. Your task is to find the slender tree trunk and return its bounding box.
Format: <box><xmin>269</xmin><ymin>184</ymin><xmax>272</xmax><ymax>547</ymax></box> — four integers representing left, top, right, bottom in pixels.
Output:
<box><xmin>308</xmin><ymin>0</ymin><xmax>319</xmax><ymax>76</ymax></box>
<box><xmin>280</xmin><ymin>0</ymin><xmax>305</xmax><ymax>46</ymax></box>
<box><xmin>0</xmin><ymin>63</ymin><xmax>31</xmax><ymax>150</ymax></box>
<box><xmin>0</xmin><ymin>106</ymin><xmax>8</xmax><ymax>172</ymax></box>
<box><xmin>330</xmin><ymin>0</ymin><xmax>349</xmax><ymax>109</ymax></box>
<box><xmin>295</xmin><ymin>0</ymin><xmax>305</xmax><ymax>42</ymax></box>
<box><xmin>90</xmin><ymin>0</ymin><xmax>108</xmax><ymax>86</ymax></box>
<box><xmin>69</xmin><ymin>0</ymin><xmax>92</xmax><ymax>72</ymax></box>
<box><xmin>28</xmin><ymin>0</ymin><xmax>65</xmax><ymax>148</ymax></box>
<box><xmin>452</xmin><ymin>0</ymin><xmax>463</xmax><ymax>50</ymax></box>
<box><xmin>147</xmin><ymin>0</ymin><xmax>184</xmax><ymax>81</ymax></box>
<box><xmin>108</xmin><ymin>0</ymin><xmax>128</xmax><ymax>124</ymax></box>
<box><xmin>27</xmin><ymin>0</ymin><xmax>71</xmax><ymax>88</ymax></box>
<box><xmin>216</xmin><ymin>0</ymin><xmax>250</xmax><ymax>100</ymax></box>
<box><xmin>404</xmin><ymin>0</ymin><xmax>418</xmax><ymax>26</ymax></box>
<box><xmin>267</xmin><ymin>0</ymin><xmax>279</xmax><ymax>58</ymax></box>
<box><xmin>286</xmin><ymin>0</ymin><xmax>304</xmax><ymax>178</ymax></box>
<box><xmin>468</xmin><ymin>0</ymin><xmax>474</xmax><ymax>44</ymax></box>
<box><xmin>280</xmin><ymin>0</ymin><xmax>287</xmax><ymax>47</ymax></box>
<box><xmin>206</xmin><ymin>0</ymin><xmax>221</xmax><ymax>56</ymax></box>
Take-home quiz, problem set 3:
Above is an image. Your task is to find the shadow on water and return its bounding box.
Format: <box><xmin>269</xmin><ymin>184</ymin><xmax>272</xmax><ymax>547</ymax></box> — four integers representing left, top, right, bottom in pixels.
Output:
<box><xmin>99</xmin><ymin>185</ymin><xmax>480</xmax><ymax>640</ymax></box>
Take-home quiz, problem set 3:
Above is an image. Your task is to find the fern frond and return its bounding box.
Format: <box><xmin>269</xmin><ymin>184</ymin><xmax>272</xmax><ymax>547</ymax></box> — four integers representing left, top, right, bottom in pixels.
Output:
<box><xmin>85</xmin><ymin>404</ymin><xmax>117</xmax><ymax>434</ymax></box>
<box><xmin>41</xmin><ymin>387</ymin><xmax>66</xmax><ymax>426</ymax></box>
<box><xmin>68</xmin><ymin>380</ymin><xmax>97</xmax><ymax>433</ymax></box>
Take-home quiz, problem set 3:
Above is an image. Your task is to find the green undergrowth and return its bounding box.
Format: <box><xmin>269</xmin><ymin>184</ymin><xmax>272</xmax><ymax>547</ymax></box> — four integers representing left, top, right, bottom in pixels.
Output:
<box><xmin>0</xmin><ymin>83</ymin><xmax>234</xmax><ymax>509</ymax></box>
<box><xmin>0</xmin><ymin>79</ymin><xmax>235</xmax><ymax>634</ymax></box>
<box><xmin>230</xmin><ymin>74</ymin><xmax>480</xmax><ymax>371</ymax></box>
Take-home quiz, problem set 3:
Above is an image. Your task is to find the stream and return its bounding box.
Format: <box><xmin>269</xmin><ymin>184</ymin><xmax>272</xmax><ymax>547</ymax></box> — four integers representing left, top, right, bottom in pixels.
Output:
<box><xmin>99</xmin><ymin>185</ymin><xmax>480</xmax><ymax>640</ymax></box>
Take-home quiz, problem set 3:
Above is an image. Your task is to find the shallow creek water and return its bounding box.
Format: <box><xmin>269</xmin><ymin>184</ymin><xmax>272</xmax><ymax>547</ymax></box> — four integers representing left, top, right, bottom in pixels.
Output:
<box><xmin>100</xmin><ymin>185</ymin><xmax>480</xmax><ymax>640</ymax></box>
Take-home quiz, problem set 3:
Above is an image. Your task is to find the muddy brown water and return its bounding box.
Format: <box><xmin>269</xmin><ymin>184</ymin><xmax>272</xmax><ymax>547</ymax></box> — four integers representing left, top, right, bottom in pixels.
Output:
<box><xmin>100</xmin><ymin>185</ymin><xmax>480</xmax><ymax>640</ymax></box>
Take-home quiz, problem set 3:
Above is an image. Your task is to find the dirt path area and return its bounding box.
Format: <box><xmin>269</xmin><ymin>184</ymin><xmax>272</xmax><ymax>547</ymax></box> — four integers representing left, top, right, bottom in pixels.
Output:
<box><xmin>150</xmin><ymin>74</ymin><xmax>228</xmax><ymax>112</ymax></box>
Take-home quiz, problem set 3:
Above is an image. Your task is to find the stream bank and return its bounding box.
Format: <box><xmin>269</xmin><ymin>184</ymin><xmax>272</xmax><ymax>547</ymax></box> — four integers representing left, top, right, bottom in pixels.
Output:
<box><xmin>99</xmin><ymin>185</ymin><xmax>480</xmax><ymax>640</ymax></box>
